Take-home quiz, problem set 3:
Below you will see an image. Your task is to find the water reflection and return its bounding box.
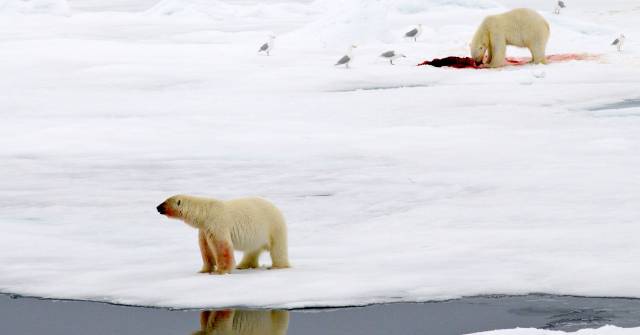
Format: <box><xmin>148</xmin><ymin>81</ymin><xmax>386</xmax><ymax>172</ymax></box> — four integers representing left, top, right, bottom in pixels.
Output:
<box><xmin>2</xmin><ymin>294</ymin><xmax>640</xmax><ymax>335</ymax></box>
<box><xmin>193</xmin><ymin>310</ymin><xmax>289</xmax><ymax>335</ymax></box>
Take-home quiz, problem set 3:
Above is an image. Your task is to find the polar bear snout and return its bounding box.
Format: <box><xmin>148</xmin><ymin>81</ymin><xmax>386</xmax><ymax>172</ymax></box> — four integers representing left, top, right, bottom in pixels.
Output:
<box><xmin>157</xmin><ymin>196</ymin><xmax>185</xmax><ymax>219</ymax></box>
<box><xmin>156</xmin><ymin>202</ymin><xmax>168</xmax><ymax>215</ymax></box>
<box><xmin>471</xmin><ymin>46</ymin><xmax>486</xmax><ymax>65</ymax></box>
<box><xmin>471</xmin><ymin>50</ymin><xmax>483</xmax><ymax>64</ymax></box>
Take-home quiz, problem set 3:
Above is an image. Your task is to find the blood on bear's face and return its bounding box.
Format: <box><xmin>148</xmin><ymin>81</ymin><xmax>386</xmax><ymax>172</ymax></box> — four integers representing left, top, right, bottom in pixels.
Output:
<box><xmin>156</xmin><ymin>197</ymin><xmax>182</xmax><ymax>218</ymax></box>
<box><xmin>472</xmin><ymin>45</ymin><xmax>487</xmax><ymax>65</ymax></box>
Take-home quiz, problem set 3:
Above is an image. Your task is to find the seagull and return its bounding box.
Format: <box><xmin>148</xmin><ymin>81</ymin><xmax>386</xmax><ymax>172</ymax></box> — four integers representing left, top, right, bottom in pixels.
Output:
<box><xmin>404</xmin><ymin>24</ymin><xmax>422</xmax><ymax>42</ymax></box>
<box><xmin>379</xmin><ymin>50</ymin><xmax>406</xmax><ymax>65</ymax></box>
<box><xmin>611</xmin><ymin>34</ymin><xmax>625</xmax><ymax>52</ymax></box>
<box><xmin>258</xmin><ymin>35</ymin><xmax>275</xmax><ymax>56</ymax></box>
<box><xmin>532</xmin><ymin>69</ymin><xmax>546</xmax><ymax>79</ymax></box>
<box><xmin>554</xmin><ymin>0</ymin><xmax>565</xmax><ymax>14</ymax></box>
<box><xmin>335</xmin><ymin>45</ymin><xmax>357</xmax><ymax>68</ymax></box>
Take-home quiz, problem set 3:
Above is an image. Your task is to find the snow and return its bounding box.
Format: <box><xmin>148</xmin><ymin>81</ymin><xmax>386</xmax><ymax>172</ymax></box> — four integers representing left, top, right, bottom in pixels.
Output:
<box><xmin>0</xmin><ymin>0</ymin><xmax>639</xmax><ymax>311</ymax></box>
<box><xmin>0</xmin><ymin>0</ymin><xmax>69</xmax><ymax>15</ymax></box>
<box><xmin>466</xmin><ymin>326</ymin><xmax>640</xmax><ymax>335</ymax></box>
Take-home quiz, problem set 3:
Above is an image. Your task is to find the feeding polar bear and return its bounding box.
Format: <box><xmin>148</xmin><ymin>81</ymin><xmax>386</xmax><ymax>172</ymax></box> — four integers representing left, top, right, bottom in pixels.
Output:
<box><xmin>471</xmin><ymin>8</ymin><xmax>550</xmax><ymax>68</ymax></box>
<box><xmin>156</xmin><ymin>195</ymin><xmax>290</xmax><ymax>274</ymax></box>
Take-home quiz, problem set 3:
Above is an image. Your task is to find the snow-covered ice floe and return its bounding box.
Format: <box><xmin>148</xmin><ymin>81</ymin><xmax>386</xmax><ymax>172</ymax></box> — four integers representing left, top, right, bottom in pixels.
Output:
<box><xmin>466</xmin><ymin>326</ymin><xmax>640</xmax><ymax>335</ymax></box>
<box><xmin>0</xmin><ymin>0</ymin><xmax>639</xmax><ymax>309</ymax></box>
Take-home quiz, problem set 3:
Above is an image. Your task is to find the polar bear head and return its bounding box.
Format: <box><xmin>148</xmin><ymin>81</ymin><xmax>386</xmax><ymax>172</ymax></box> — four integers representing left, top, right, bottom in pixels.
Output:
<box><xmin>156</xmin><ymin>194</ymin><xmax>223</xmax><ymax>229</ymax></box>
<box><xmin>470</xmin><ymin>19</ymin><xmax>490</xmax><ymax>65</ymax></box>
<box><xmin>156</xmin><ymin>195</ymin><xmax>185</xmax><ymax>218</ymax></box>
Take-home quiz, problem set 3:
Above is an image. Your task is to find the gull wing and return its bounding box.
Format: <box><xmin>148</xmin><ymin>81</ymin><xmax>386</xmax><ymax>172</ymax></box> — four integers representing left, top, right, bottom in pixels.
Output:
<box><xmin>405</xmin><ymin>28</ymin><xmax>418</xmax><ymax>37</ymax></box>
<box><xmin>380</xmin><ymin>51</ymin><xmax>395</xmax><ymax>58</ymax></box>
<box><xmin>335</xmin><ymin>55</ymin><xmax>350</xmax><ymax>65</ymax></box>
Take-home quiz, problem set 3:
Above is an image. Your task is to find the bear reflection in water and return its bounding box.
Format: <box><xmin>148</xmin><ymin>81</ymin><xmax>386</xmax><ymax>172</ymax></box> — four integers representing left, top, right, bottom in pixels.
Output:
<box><xmin>192</xmin><ymin>310</ymin><xmax>289</xmax><ymax>335</ymax></box>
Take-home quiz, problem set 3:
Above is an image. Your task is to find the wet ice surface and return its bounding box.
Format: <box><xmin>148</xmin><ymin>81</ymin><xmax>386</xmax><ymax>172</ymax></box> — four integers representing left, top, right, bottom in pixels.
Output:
<box><xmin>2</xmin><ymin>294</ymin><xmax>640</xmax><ymax>335</ymax></box>
<box><xmin>587</xmin><ymin>98</ymin><xmax>640</xmax><ymax>111</ymax></box>
<box><xmin>585</xmin><ymin>98</ymin><xmax>640</xmax><ymax>118</ymax></box>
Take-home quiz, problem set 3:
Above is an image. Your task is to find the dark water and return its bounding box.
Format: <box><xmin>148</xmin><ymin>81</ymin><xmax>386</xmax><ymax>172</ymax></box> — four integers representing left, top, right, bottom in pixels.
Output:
<box><xmin>2</xmin><ymin>294</ymin><xmax>640</xmax><ymax>335</ymax></box>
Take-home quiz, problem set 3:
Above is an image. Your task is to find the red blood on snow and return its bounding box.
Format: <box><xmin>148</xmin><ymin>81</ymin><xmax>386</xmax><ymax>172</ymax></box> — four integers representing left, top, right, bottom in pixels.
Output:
<box><xmin>417</xmin><ymin>53</ymin><xmax>599</xmax><ymax>69</ymax></box>
<box><xmin>417</xmin><ymin>56</ymin><xmax>480</xmax><ymax>68</ymax></box>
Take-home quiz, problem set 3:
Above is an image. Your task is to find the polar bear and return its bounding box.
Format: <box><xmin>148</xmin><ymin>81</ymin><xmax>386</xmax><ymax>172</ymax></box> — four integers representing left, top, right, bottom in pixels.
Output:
<box><xmin>193</xmin><ymin>310</ymin><xmax>289</xmax><ymax>335</ymax></box>
<box><xmin>470</xmin><ymin>8</ymin><xmax>550</xmax><ymax>68</ymax></box>
<box><xmin>156</xmin><ymin>195</ymin><xmax>290</xmax><ymax>274</ymax></box>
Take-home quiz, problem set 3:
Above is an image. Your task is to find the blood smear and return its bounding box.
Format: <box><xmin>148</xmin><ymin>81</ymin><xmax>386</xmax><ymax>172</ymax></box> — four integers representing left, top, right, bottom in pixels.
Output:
<box><xmin>418</xmin><ymin>53</ymin><xmax>600</xmax><ymax>69</ymax></box>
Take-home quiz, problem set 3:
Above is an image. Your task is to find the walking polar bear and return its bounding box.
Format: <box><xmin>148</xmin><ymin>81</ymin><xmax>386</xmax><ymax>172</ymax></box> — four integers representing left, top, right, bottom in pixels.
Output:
<box><xmin>157</xmin><ymin>195</ymin><xmax>290</xmax><ymax>274</ymax></box>
<box><xmin>471</xmin><ymin>8</ymin><xmax>550</xmax><ymax>68</ymax></box>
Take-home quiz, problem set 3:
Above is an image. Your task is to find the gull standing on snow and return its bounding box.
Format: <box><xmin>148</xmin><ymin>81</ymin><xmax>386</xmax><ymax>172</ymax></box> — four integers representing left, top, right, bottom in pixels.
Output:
<box><xmin>554</xmin><ymin>0</ymin><xmax>565</xmax><ymax>14</ymax></box>
<box><xmin>612</xmin><ymin>34</ymin><xmax>625</xmax><ymax>52</ymax></box>
<box><xmin>258</xmin><ymin>35</ymin><xmax>275</xmax><ymax>56</ymax></box>
<box><xmin>380</xmin><ymin>50</ymin><xmax>406</xmax><ymax>65</ymax></box>
<box><xmin>404</xmin><ymin>24</ymin><xmax>422</xmax><ymax>42</ymax></box>
<box><xmin>335</xmin><ymin>45</ymin><xmax>357</xmax><ymax>68</ymax></box>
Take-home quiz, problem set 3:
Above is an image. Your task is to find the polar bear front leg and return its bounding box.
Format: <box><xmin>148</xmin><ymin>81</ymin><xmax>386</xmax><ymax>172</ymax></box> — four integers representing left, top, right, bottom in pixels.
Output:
<box><xmin>204</xmin><ymin>232</ymin><xmax>235</xmax><ymax>274</ymax></box>
<box><xmin>489</xmin><ymin>34</ymin><xmax>506</xmax><ymax>68</ymax></box>
<box><xmin>198</xmin><ymin>230</ymin><xmax>216</xmax><ymax>273</ymax></box>
<box><xmin>208</xmin><ymin>235</ymin><xmax>235</xmax><ymax>274</ymax></box>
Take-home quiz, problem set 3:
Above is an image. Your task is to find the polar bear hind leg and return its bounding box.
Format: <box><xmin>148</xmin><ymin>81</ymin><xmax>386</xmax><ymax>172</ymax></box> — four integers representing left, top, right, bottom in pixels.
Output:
<box><xmin>529</xmin><ymin>34</ymin><xmax>549</xmax><ymax>64</ymax></box>
<box><xmin>530</xmin><ymin>45</ymin><xmax>547</xmax><ymax>64</ymax></box>
<box><xmin>529</xmin><ymin>20</ymin><xmax>550</xmax><ymax>64</ymax></box>
<box><xmin>268</xmin><ymin>230</ymin><xmax>290</xmax><ymax>269</ymax></box>
<box><xmin>237</xmin><ymin>249</ymin><xmax>263</xmax><ymax>269</ymax></box>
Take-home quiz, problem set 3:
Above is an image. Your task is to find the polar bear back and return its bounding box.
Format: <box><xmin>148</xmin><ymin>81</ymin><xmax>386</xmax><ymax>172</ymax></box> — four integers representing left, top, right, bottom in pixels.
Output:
<box><xmin>224</xmin><ymin>197</ymin><xmax>286</xmax><ymax>251</ymax></box>
<box><xmin>485</xmin><ymin>8</ymin><xmax>549</xmax><ymax>48</ymax></box>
